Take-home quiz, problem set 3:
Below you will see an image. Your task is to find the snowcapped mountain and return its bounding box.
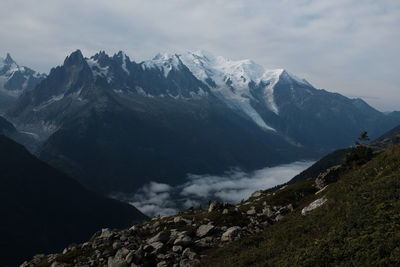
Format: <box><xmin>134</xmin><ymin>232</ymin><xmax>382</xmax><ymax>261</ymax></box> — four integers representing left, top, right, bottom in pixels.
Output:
<box><xmin>6</xmin><ymin>49</ymin><xmax>400</xmax><ymax>194</ymax></box>
<box><xmin>23</xmin><ymin>49</ymin><xmax>318</xmax><ymax>133</ymax></box>
<box><xmin>143</xmin><ymin>51</ymin><xmax>311</xmax><ymax>131</ymax></box>
<box><xmin>0</xmin><ymin>53</ymin><xmax>45</xmax><ymax>113</ymax></box>
<box><xmin>0</xmin><ymin>53</ymin><xmax>45</xmax><ymax>94</ymax></box>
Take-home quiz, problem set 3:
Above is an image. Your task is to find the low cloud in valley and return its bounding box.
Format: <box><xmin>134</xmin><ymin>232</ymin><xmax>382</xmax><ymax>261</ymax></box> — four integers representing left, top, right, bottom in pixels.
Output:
<box><xmin>116</xmin><ymin>161</ymin><xmax>313</xmax><ymax>217</ymax></box>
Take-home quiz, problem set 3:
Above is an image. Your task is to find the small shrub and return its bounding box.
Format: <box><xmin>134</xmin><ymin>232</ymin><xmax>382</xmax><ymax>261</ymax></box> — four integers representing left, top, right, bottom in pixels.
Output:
<box><xmin>343</xmin><ymin>145</ymin><xmax>373</xmax><ymax>169</ymax></box>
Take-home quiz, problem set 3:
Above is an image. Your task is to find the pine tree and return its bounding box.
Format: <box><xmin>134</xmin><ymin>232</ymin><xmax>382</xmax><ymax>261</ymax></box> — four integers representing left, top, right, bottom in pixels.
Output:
<box><xmin>356</xmin><ymin>131</ymin><xmax>369</xmax><ymax>146</ymax></box>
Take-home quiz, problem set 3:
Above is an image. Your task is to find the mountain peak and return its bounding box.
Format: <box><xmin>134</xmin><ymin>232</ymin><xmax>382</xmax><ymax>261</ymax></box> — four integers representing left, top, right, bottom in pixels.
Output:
<box><xmin>278</xmin><ymin>69</ymin><xmax>311</xmax><ymax>87</ymax></box>
<box><xmin>91</xmin><ymin>50</ymin><xmax>109</xmax><ymax>61</ymax></box>
<box><xmin>0</xmin><ymin>53</ymin><xmax>18</xmax><ymax>71</ymax></box>
<box><xmin>116</xmin><ymin>50</ymin><xmax>127</xmax><ymax>58</ymax></box>
<box><xmin>144</xmin><ymin>52</ymin><xmax>182</xmax><ymax>77</ymax></box>
<box><xmin>4</xmin><ymin>53</ymin><xmax>15</xmax><ymax>65</ymax></box>
<box><xmin>114</xmin><ymin>51</ymin><xmax>130</xmax><ymax>74</ymax></box>
<box><xmin>113</xmin><ymin>50</ymin><xmax>131</xmax><ymax>63</ymax></box>
<box><xmin>64</xmin><ymin>49</ymin><xmax>85</xmax><ymax>66</ymax></box>
<box><xmin>187</xmin><ymin>50</ymin><xmax>215</xmax><ymax>61</ymax></box>
<box><xmin>152</xmin><ymin>52</ymin><xmax>179</xmax><ymax>61</ymax></box>
<box><xmin>0</xmin><ymin>53</ymin><xmax>44</xmax><ymax>96</ymax></box>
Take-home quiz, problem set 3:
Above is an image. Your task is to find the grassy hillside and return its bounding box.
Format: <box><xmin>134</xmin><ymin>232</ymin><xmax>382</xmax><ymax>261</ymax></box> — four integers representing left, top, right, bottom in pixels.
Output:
<box><xmin>201</xmin><ymin>144</ymin><xmax>400</xmax><ymax>266</ymax></box>
<box><xmin>287</xmin><ymin>148</ymin><xmax>348</xmax><ymax>184</ymax></box>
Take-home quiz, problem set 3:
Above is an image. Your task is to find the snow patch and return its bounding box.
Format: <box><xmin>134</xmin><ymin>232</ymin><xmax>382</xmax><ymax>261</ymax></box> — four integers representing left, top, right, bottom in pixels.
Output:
<box><xmin>143</xmin><ymin>53</ymin><xmax>181</xmax><ymax>78</ymax></box>
<box><xmin>33</xmin><ymin>94</ymin><xmax>65</xmax><ymax>111</ymax></box>
<box><xmin>189</xmin><ymin>87</ymin><xmax>208</xmax><ymax>99</ymax></box>
<box><xmin>120</xmin><ymin>52</ymin><xmax>130</xmax><ymax>75</ymax></box>
<box><xmin>20</xmin><ymin>131</ymin><xmax>39</xmax><ymax>139</ymax></box>
<box><xmin>178</xmin><ymin>51</ymin><xmax>279</xmax><ymax>130</ymax></box>
<box><xmin>136</xmin><ymin>86</ymin><xmax>154</xmax><ymax>98</ymax></box>
<box><xmin>86</xmin><ymin>58</ymin><xmax>113</xmax><ymax>83</ymax></box>
<box><xmin>262</xmin><ymin>69</ymin><xmax>283</xmax><ymax>115</ymax></box>
<box><xmin>40</xmin><ymin>120</ymin><xmax>59</xmax><ymax>134</ymax></box>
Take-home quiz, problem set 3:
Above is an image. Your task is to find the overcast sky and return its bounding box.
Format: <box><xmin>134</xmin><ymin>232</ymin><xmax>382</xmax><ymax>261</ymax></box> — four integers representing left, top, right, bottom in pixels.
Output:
<box><xmin>1</xmin><ymin>0</ymin><xmax>399</xmax><ymax>111</ymax></box>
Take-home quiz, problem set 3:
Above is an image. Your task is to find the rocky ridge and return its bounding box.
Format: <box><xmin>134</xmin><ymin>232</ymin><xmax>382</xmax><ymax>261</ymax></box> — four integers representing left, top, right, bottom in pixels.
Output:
<box><xmin>21</xmin><ymin>177</ymin><xmax>332</xmax><ymax>267</ymax></box>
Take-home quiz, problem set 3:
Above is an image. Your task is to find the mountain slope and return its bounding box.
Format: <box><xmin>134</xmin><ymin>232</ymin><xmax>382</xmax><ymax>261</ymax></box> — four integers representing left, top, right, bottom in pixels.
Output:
<box><xmin>0</xmin><ymin>53</ymin><xmax>45</xmax><ymax>113</ymax></box>
<box><xmin>0</xmin><ymin>115</ymin><xmax>40</xmax><ymax>152</ymax></box>
<box><xmin>287</xmin><ymin>148</ymin><xmax>348</xmax><ymax>185</ymax></box>
<box><xmin>21</xmin><ymin>137</ymin><xmax>400</xmax><ymax>266</ymax></box>
<box><xmin>38</xmin><ymin>91</ymin><xmax>301</xmax><ymax>194</ymax></box>
<box><xmin>373</xmin><ymin>123</ymin><xmax>400</xmax><ymax>143</ymax></box>
<box><xmin>0</xmin><ymin>135</ymin><xmax>147</xmax><ymax>266</ymax></box>
<box><xmin>288</xmin><ymin>123</ymin><xmax>400</xmax><ymax>185</ymax></box>
<box><xmin>200</xmin><ymin>145</ymin><xmax>400</xmax><ymax>266</ymax></box>
<box><xmin>6</xmin><ymin>50</ymin><xmax>400</xmax><ymax>195</ymax></box>
<box><xmin>0</xmin><ymin>115</ymin><xmax>16</xmax><ymax>134</ymax></box>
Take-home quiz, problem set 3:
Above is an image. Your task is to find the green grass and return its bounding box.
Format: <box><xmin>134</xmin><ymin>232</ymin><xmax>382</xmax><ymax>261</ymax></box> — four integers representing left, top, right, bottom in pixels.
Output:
<box><xmin>200</xmin><ymin>144</ymin><xmax>400</xmax><ymax>266</ymax></box>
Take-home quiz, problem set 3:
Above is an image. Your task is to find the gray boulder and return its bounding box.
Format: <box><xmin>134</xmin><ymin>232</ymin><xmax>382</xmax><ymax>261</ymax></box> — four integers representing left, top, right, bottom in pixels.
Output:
<box><xmin>174</xmin><ymin>234</ymin><xmax>192</xmax><ymax>247</ymax></box>
<box><xmin>301</xmin><ymin>197</ymin><xmax>328</xmax><ymax>215</ymax></box>
<box><xmin>247</xmin><ymin>207</ymin><xmax>256</xmax><ymax>215</ymax></box>
<box><xmin>99</xmin><ymin>228</ymin><xmax>114</xmax><ymax>239</ymax></box>
<box><xmin>315</xmin><ymin>165</ymin><xmax>341</xmax><ymax>190</ymax></box>
<box><xmin>107</xmin><ymin>256</ymin><xmax>128</xmax><ymax>267</ymax></box>
<box><xmin>147</xmin><ymin>231</ymin><xmax>170</xmax><ymax>244</ymax></box>
<box><xmin>150</xmin><ymin>241</ymin><xmax>165</xmax><ymax>253</ymax></box>
<box><xmin>196</xmin><ymin>224</ymin><xmax>214</xmax><ymax>238</ymax></box>
<box><xmin>221</xmin><ymin>226</ymin><xmax>241</xmax><ymax>242</ymax></box>
<box><xmin>251</xmin><ymin>191</ymin><xmax>262</xmax><ymax>198</ymax></box>
<box><xmin>182</xmin><ymin>248</ymin><xmax>198</xmax><ymax>260</ymax></box>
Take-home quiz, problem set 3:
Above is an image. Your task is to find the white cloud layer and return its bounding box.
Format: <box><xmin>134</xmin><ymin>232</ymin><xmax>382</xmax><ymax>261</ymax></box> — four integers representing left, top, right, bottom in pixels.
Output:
<box><xmin>0</xmin><ymin>0</ymin><xmax>399</xmax><ymax>111</ymax></box>
<box><xmin>115</xmin><ymin>161</ymin><xmax>313</xmax><ymax>217</ymax></box>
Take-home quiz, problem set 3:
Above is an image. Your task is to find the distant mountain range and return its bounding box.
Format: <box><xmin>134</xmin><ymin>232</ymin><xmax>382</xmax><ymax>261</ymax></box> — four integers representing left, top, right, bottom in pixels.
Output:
<box><xmin>0</xmin><ymin>53</ymin><xmax>45</xmax><ymax>113</ymax></box>
<box><xmin>4</xmin><ymin>49</ymin><xmax>400</xmax><ymax>195</ymax></box>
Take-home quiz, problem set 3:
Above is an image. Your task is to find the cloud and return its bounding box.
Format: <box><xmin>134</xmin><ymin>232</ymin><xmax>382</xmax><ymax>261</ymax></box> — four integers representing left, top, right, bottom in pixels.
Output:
<box><xmin>181</xmin><ymin>161</ymin><xmax>314</xmax><ymax>203</ymax></box>
<box><xmin>114</xmin><ymin>161</ymin><xmax>313</xmax><ymax>217</ymax></box>
<box><xmin>114</xmin><ymin>182</ymin><xmax>178</xmax><ymax>217</ymax></box>
<box><xmin>0</xmin><ymin>0</ymin><xmax>399</xmax><ymax>110</ymax></box>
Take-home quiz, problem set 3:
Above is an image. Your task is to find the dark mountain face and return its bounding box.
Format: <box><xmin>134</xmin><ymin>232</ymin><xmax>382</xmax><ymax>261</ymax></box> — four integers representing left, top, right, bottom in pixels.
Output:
<box><xmin>0</xmin><ymin>115</ymin><xmax>16</xmax><ymax>133</ymax></box>
<box><xmin>6</xmin><ymin>50</ymin><xmax>400</xmax><ymax>195</ymax></box>
<box><xmin>270</xmin><ymin>77</ymin><xmax>385</xmax><ymax>151</ymax></box>
<box><xmin>0</xmin><ymin>135</ymin><xmax>147</xmax><ymax>266</ymax></box>
<box><xmin>38</xmin><ymin>96</ymin><xmax>304</xmax><ymax>194</ymax></box>
<box><xmin>0</xmin><ymin>115</ymin><xmax>40</xmax><ymax>152</ymax></box>
<box><xmin>0</xmin><ymin>53</ymin><xmax>45</xmax><ymax>113</ymax></box>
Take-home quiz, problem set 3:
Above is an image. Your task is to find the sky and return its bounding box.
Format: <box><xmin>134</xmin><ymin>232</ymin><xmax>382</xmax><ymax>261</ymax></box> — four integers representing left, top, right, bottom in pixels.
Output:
<box><xmin>1</xmin><ymin>0</ymin><xmax>399</xmax><ymax>111</ymax></box>
<box><xmin>112</xmin><ymin>161</ymin><xmax>313</xmax><ymax>217</ymax></box>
